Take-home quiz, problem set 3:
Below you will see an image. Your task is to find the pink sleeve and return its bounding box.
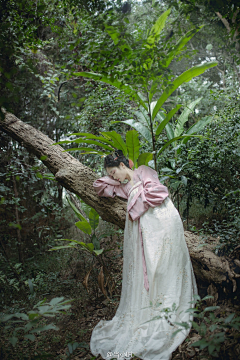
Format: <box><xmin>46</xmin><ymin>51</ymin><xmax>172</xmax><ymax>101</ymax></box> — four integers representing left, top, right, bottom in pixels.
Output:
<box><xmin>127</xmin><ymin>165</ymin><xmax>169</xmax><ymax>221</ymax></box>
<box><xmin>93</xmin><ymin>176</ymin><xmax>128</xmax><ymax>200</ymax></box>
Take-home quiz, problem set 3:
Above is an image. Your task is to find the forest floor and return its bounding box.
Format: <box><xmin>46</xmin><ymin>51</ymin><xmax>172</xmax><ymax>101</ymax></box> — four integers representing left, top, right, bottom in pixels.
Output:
<box><xmin>1</xmin><ymin>225</ymin><xmax>240</xmax><ymax>360</ymax></box>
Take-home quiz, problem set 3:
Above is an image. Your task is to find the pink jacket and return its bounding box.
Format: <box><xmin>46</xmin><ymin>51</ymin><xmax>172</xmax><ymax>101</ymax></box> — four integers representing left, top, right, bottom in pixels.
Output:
<box><xmin>93</xmin><ymin>165</ymin><xmax>169</xmax><ymax>292</ymax></box>
<box><xmin>93</xmin><ymin>164</ymin><xmax>169</xmax><ymax>221</ymax></box>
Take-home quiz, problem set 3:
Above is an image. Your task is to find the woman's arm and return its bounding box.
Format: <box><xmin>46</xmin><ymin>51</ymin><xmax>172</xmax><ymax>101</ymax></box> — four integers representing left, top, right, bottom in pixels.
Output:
<box><xmin>127</xmin><ymin>165</ymin><xmax>168</xmax><ymax>221</ymax></box>
<box><xmin>93</xmin><ymin>175</ymin><xmax>128</xmax><ymax>200</ymax></box>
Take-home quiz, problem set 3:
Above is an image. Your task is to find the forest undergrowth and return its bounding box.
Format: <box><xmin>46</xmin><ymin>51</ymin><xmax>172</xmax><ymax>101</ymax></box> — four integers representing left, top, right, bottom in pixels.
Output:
<box><xmin>1</xmin><ymin>215</ymin><xmax>240</xmax><ymax>360</ymax></box>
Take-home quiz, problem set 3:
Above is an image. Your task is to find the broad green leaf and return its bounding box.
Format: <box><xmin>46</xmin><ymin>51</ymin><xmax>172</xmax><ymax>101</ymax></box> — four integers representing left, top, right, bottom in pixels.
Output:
<box><xmin>55</xmin><ymin>239</ymin><xmax>91</xmax><ymax>248</ymax></box>
<box><xmin>104</xmin><ymin>25</ymin><xmax>120</xmax><ymax>45</ymax></box>
<box><xmin>49</xmin><ymin>245</ymin><xmax>76</xmax><ymax>251</ymax></box>
<box><xmin>24</xmin><ymin>334</ymin><xmax>35</xmax><ymax>341</ymax></box>
<box><xmin>126</xmin><ymin>130</ymin><xmax>140</xmax><ymax>167</ymax></box>
<box><xmin>191</xmin><ymin>339</ymin><xmax>208</xmax><ymax>350</ymax></box>
<box><xmin>133</xmin><ymin>110</ymin><xmax>150</xmax><ymax>127</ymax></box>
<box><xmin>155</xmin><ymin>105</ymin><xmax>182</xmax><ymax>138</ymax></box>
<box><xmin>152</xmin><ymin>61</ymin><xmax>218</xmax><ymax>120</ymax></box>
<box><xmin>100</xmin><ymin>131</ymin><xmax>127</xmax><ymax>155</ymax></box>
<box><xmin>181</xmin><ymin>175</ymin><xmax>188</xmax><ymax>186</ymax></box>
<box><xmin>224</xmin><ymin>313</ymin><xmax>235</xmax><ymax>323</ymax></box>
<box><xmin>208</xmin><ymin>344</ymin><xmax>216</xmax><ymax>355</ymax></box>
<box><xmin>75</xmin><ymin>221</ymin><xmax>92</xmax><ymax>235</ymax></box>
<box><xmin>163</xmin><ymin>26</ymin><xmax>204</xmax><ymax>68</ymax></box>
<box><xmin>146</xmin><ymin>8</ymin><xmax>171</xmax><ymax>47</ymax></box>
<box><xmin>182</xmin><ymin>116</ymin><xmax>212</xmax><ymax>144</ymax></box>
<box><xmin>112</xmin><ymin>120</ymin><xmax>152</xmax><ymax>143</ymax></box>
<box><xmin>30</xmin><ymin>324</ymin><xmax>59</xmax><ymax>333</ymax></box>
<box><xmin>1</xmin><ymin>312</ymin><xmax>29</xmax><ymax>322</ymax></box>
<box><xmin>203</xmin><ymin>306</ymin><xmax>220</xmax><ymax>312</ymax></box>
<box><xmin>63</xmin><ymin>148</ymin><xmax>106</xmax><ymax>155</ymax></box>
<box><xmin>78</xmin><ymin>198</ymin><xmax>92</xmax><ymax>218</ymax></box>
<box><xmin>89</xmin><ymin>208</ymin><xmax>99</xmax><ymax>231</ymax></box>
<box><xmin>165</xmin><ymin>123</ymin><xmax>174</xmax><ymax>141</ymax></box>
<box><xmin>93</xmin><ymin>249</ymin><xmax>104</xmax><ymax>255</ymax></box>
<box><xmin>66</xmin><ymin>133</ymin><xmax>114</xmax><ymax>146</ymax></box>
<box><xmin>55</xmin><ymin>138</ymin><xmax>113</xmax><ymax>152</ymax></box>
<box><xmin>86</xmin><ymin>243</ymin><xmax>94</xmax><ymax>252</ymax></box>
<box><xmin>49</xmin><ymin>297</ymin><xmax>65</xmax><ymax>306</ymax></box>
<box><xmin>27</xmin><ymin>313</ymin><xmax>40</xmax><ymax>322</ymax></box>
<box><xmin>91</xmin><ymin>234</ymin><xmax>100</xmax><ymax>250</ymax></box>
<box><xmin>9</xmin><ymin>336</ymin><xmax>18</xmax><ymax>346</ymax></box>
<box><xmin>137</xmin><ymin>153</ymin><xmax>153</xmax><ymax>167</ymax></box>
<box><xmin>67</xmin><ymin>197</ymin><xmax>87</xmax><ymax>222</ymax></box>
<box><xmin>73</xmin><ymin>72</ymin><xmax>148</xmax><ymax>111</ymax></box>
<box><xmin>174</xmin><ymin>98</ymin><xmax>202</xmax><ymax>137</ymax></box>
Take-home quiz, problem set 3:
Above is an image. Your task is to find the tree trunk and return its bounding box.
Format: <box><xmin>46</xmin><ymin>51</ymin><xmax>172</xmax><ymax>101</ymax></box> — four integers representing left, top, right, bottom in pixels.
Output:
<box><xmin>1</xmin><ymin>110</ymin><xmax>240</xmax><ymax>299</ymax></box>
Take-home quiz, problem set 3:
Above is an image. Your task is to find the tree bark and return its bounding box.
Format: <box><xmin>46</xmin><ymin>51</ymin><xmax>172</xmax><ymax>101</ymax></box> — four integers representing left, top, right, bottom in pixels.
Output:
<box><xmin>1</xmin><ymin>110</ymin><xmax>240</xmax><ymax>298</ymax></box>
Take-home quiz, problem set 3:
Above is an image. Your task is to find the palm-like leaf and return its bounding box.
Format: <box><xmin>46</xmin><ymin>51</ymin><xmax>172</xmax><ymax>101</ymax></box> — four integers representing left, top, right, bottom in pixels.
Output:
<box><xmin>72</xmin><ymin>71</ymin><xmax>148</xmax><ymax>111</ymax></box>
<box><xmin>126</xmin><ymin>130</ymin><xmax>140</xmax><ymax>167</ymax></box>
<box><xmin>174</xmin><ymin>97</ymin><xmax>202</xmax><ymax>137</ymax></box>
<box><xmin>152</xmin><ymin>61</ymin><xmax>218</xmax><ymax>120</ymax></box>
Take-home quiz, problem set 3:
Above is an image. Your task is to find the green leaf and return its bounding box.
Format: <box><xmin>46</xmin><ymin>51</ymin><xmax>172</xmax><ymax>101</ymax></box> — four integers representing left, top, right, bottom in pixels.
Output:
<box><xmin>191</xmin><ymin>339</ymin><xmax>208</xmax><ymax>350</ymax></box>
<box><xmin>182</xmin><ymin>116</ymin><xmax>212</xmax><ymax>143</ymax></box>
<box><xmin>181</xmin><ymin>175</ymin><xmax>187</xmax><ymax>186</ymax></box>
<box><xmin>112</xmin><ymin>120</ymin><xmax>152</xmax><ymax>143</ymax></box>
<box><xmin>86</xmin><ymin>243</ymin><xmax>94</xmax><ymax>252</ymax></box>
<box><xmin>78</xmin><ymin>198</ymin><xmax>92</xmax><ymax>218</ymax></box>
<box><xmin>208</xmin><ymin>344</ymin><xmax>216</xmax><ymax>355</ymax></box>
<box><xmin>55</xmin><ymin>138</ymin><xmax>113</xmax><ymax>152</ymax></box>
<box><xmin>49</xmin><ymin>297</ymin><xmax>65</xmax><ymax>306</ymax></box>
<box><xmin>91</xmin><ymin>234</ymin><xmax>100</xmax><ymax>250</ymax></box>
<box><xmin>137</xmin><ymin>153</ymin><xmax>153</xmax><ymax>166</ymax></box>
<box><xmin>133</xmin><ymin>110</ymin><xmax>150</xmax><ymax>127</ymax></box>
<box><xmin>174</xmin><ymin>98</ymin><xmax>202</xmax><ymax>137</ymax></box>
<box><xmin>67</xmin><ymin>197</ymin><xmax>86</xmax><ymax>222</ymax></box>
<box><xmin>155</xmin><ymin>105</ymin><xmax>182</xmax><ymax>138</ymax></box>
<box><xmin>73</xmin><ymin>72</ymin><xmax>148</xmax><ymax>111</ymax></box>
<box><xmin>30</xmin><ymin>324</ymin><xmax>59</xmax><ymax>333</ymax></box>
<box><xmin>67</xmin><ymin>133</ymin><xmax>114</xmax><ymax>146</ymax></box>
<box><xmin>146</xmin><ymin>8</ymin><xmax>171</xmax><ymax>47</ymax></box>
<box><xmin>100</xmin><ymin>131</ymin><xmax>127</xmax><ymax>155</ymax></box>
<box><xmin>165</xmin><ymin>122</ymin><xmax>174</xmax><ymax>141</ymax></box>
<box><xmin>203</xmin><ymin>306</ymin><xmax>220</xmax><ymax>312</ymax></box>
<box><xmin>48</xmin><ymin>245</ymin><xmax>76</xmax><ymax>251</ymax></box>
<box><xmin>75</xmin><ymin>221</ymin><xmax>92</xmax><ymax>235</ymax></box>
<box><xmin>152</xmin><ymin>61</ymin><xmax>218</xmax><ymax>120</ymax></box>
<box><xmin>24</xmin><ymin>334</ymin><xmax>35</xmax><ymax>341</ymax></box>
<box><xmin>224</xmin><ymin>313</ymin><xmax>235</xmax><ymax>323</ymax></box>
<box><xmin>126</xmin><ymin>130</ymin><xmax>140</xmax><ymax>167</ymax></box>
<box><xmin>104</xmin><ymin>25</ymin><xmax>120</xmax><ymax>45</ymax></box>
<box><xmin>9</xmin><ymin>336</ymin><xmax>18</xmax><ymax>346</ymax></box>
<box><xmin>163</xmin><ymin>26</ymin><xmax>204</xmax><ymax>69</ymax></box>
<box><xmin>93</xmin><ymin>249</ymin><xmax>104</xmax><ymax>255</ymax></box>
<box><xmin>89</xmin><ymin>208</ymin><xmax>99</xmax><ymax>231</ymax></box>
<box><xmin>63</xmin><ymin>147</ymin><xmax>106</xmax><ymax>155</ymax></box>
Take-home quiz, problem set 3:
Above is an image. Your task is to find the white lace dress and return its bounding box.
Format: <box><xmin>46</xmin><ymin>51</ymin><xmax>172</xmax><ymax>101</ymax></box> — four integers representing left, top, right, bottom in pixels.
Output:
<box><xmin>90</xmin><ymin>165</ymin><xmax>198</xmax><ymax>360</ymax></box>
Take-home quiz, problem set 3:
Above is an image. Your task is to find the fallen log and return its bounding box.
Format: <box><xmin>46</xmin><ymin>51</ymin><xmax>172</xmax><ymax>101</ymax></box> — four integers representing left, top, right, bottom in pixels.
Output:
<box><xmin>1</xmin><ymin>110</ymin><xmax>239</xmax><ymax>299</ymax></box>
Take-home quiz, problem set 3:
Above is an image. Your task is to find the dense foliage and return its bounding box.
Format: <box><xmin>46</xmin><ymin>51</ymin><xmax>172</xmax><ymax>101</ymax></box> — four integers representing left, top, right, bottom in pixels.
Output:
<box><xmin>0</xmin><ymin>0</ymin><xmax>239</xmax><ymax>359</ymax></box>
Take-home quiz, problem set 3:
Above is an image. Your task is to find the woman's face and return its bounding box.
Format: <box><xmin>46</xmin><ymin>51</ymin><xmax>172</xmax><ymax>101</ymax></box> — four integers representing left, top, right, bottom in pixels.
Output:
<box><xmin>106</xmin><ymin>163</ymin><xmax>127</xmax><ymax>183</ymax></box>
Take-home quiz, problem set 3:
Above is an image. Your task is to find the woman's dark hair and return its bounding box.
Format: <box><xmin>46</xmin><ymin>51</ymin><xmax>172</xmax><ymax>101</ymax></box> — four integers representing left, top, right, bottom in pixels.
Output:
<box><xmin>104</xmin><ymin>150</ymin><xmax>130</xmax><ymax>170</ymax></box>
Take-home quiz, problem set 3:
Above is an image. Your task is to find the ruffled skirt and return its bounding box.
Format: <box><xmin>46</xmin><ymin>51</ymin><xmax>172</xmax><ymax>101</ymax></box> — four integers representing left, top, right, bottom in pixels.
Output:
<box><xmin>90</xmin><ymin>185</ymin><xmax>198</xmax><ymax>360</ymax></box>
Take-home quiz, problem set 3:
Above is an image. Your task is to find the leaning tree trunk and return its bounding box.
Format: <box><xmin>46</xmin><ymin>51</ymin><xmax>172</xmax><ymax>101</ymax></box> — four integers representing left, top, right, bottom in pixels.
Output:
<box><xmin>0</xmin><ymin>110</ymin><xmax>239</xmax><ymax>301</ymax></box>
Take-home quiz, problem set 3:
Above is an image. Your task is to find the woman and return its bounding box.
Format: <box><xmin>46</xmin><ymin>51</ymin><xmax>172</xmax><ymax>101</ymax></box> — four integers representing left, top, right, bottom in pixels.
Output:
<box><xmin>90</xmin><ymin>150</ymin><xmax>198</xmax><ymax>360</ymax></box>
